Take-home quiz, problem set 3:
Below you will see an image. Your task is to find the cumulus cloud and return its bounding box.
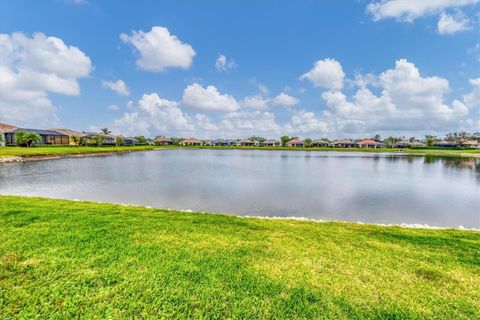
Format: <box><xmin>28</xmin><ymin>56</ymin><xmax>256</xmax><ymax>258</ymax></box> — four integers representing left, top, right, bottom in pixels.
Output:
<box><xmin>220</xmin><ymin>111</ymin><xmax>281</xmax><ymax>135</ymax></box>
<box><xmin>102</xmin><ymin>79</ymin><xmax>130</xmax><ymax>96</ymax></box>
<box><xmin>107</xmin><ymin>104</ymin><xmax>119</xmax><ymax>112</ymax></box>
<box><xmin>366</xmin><ymin>0</ymin><xmax>478</xmax><ymax>22</ymax></box>
<box><xmin>114</xmin><ymin>93</ymin><xmax>193</xmax><ymax>136</ymax></box>
<box><xmin>437</xmin><ymin>12</ymin><xmax>471</xmax><ymax>34</ymax></box>
<box><xmin>0</xmin><ymin>32</ymin><xmax>92</xmax><ymax>126</ymax></box>
<box><xmin>215</xmin><ymin>54</ymin><xmax>236</xmax><ymax>72</ymax></box>
<box><xmin>120</xmin><ymin>26</ymin><xmax>195</xmax><ymax>72</ymax></box>
<box><xmin>299</xmin><ymin>58</ymin><xmax>345</xmax><ymax>90</ymax></box>
<box><xmin>182</xmin><ymin>83</ymin><xmax>239</xmax><ymax>112</ymax></box>
<box><xmin>271</xmin><ymin>92</ymin><xmax>299</xmax><ymax>107</ymax></box>
<box><xmin>242</xmin><ymin>95</ymin><xmax>270</xmax><ymax>109</ymax></box>
<box><xmin>320</xmin><ymin>59</ymin><xmax>472</xmax><ymax>135</ymax></box>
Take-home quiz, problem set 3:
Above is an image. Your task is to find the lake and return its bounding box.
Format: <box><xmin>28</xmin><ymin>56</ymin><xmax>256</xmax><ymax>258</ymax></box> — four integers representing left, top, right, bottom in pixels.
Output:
<box><xmin>0</xmin><ymin>149</ymin><xmax>479</xmax><ymax>228</ymax></box>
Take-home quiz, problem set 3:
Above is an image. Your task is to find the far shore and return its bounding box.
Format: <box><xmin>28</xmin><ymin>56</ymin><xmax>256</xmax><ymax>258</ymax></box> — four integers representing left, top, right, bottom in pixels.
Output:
<box><xmin>0</xmin><ymin>145</ymin><xmax>479</xmax><ymax>163</ymax></box>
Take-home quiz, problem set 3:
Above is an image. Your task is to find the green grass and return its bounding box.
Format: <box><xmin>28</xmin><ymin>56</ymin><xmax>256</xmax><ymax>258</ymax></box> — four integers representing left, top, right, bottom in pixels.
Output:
<box><xmin>1</xmin><ymin>196</ymin><xmax>479</xmax><ymax>319</ymax></box>
<box><xmin>156</xmin><ymin>145</ymin><xmax>480</xmax><ymax>157</ymax></box>
<box><xmin>0</xmin><ymin>145</ymin><xmax>156</xmax><ymax>158</ymax></box>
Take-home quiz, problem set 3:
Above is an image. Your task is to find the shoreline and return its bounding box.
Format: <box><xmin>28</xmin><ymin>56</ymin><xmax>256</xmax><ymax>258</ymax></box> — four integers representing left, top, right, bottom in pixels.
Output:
<box><xmin>4</xmin><ymin>195</ymin><xmax>478</xmax><ymax>231</ymax></box>
<box><xmin>1</xmin><ymin>145</ymin><xmax>478</xmax><ymax>163</ymax></box>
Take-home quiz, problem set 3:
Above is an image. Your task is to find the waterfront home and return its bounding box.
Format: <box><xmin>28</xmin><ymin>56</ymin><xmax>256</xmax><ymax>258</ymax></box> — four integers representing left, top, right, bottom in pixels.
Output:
<box><xmin>154</xmin><ymin>136</ymin><xmax>173</xmax><ymax>145</ymax></box>
<box><xmin>212</xmin><ymin>139</ymin><xmax>228</xmax><ymax>146</ymax></box>
<box><xmin>202</xmin><ymin>140</ymin><xmax>213</xmax><ymax>146</ymax></box>
<box><xmin>330</xmin><ymin>139</ymin><xmax>355</xmax><ymax>148</ymax></box>
<box><xmin>82</xmin><ymin>132</ymin><xmax>116</xmax><ymax>146</ymax></box>
<box><xmin>311</xmin><ymin>139</ymin><xmax>329</xmax><ymax>147</ymax></box>
<box><xmin>286</xmin><ymin>138</ymin><xmax>304</xmax><ymax>147</ymax></box>
<box><xmin>180</xmin><ymin>138</ymin><xmax>202</xmax><ymax>146</ymax></box>
<box><xmin>436</xmin><ymin>140</ymin><xmax>458</xmax><ymax>148</ymax></box>
<box><xmin>356</xmin><ymin>139</ymin><xmax>386</xmax><ymax>148</ymax></box>
<box><xmin>4</xmin><ymin>128</ymin><xmax>69</xmax><ymax>146</ymax></box>
<box><xmin>51</xmin><ymin>128</ymin><xmax>86</xmax><ymax>145</ymax></box>
<box><xmin>123</xmin><ymin>136</ymin><xmax>138</xmax><ymax>146</ymax></box>
<box><xmin>263</xmin><ymin>139</ymin><xmax>281</xmax><ymax>147</ymax></box>
<box><xmin>395</xmin><ymin>140</ymin><xmax>426</xmax><ymax>148</ymax></box>
<box><xmin>0</xmin><ymin>123</ymin><xmax>17</xmax><ymax>146</ymax></box>
<box><xmin>237</xmin><ymin>139</ymin><xmax>256</xmax><ymax>147</ymax></box>
<box><xmin>460</xmin><ymin>140</ymin><xmax>479</xmax><ymax>148</ymax></box>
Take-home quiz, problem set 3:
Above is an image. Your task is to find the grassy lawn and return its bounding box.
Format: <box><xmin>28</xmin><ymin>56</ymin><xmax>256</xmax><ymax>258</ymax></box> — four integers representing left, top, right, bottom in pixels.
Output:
<box><xmin>1</xmin><ymin>196</ymin><xmax>478</xmax><ymax>319</ymax></box>
<box><xmin>0</xmin><ymin>145</ymin><xmax>156</xmax><ymax>158</ymax></box>
<box><xmin>156</xmin><ymin>145</ymin><xmax>480</xmax><ymax>157</ymax></box>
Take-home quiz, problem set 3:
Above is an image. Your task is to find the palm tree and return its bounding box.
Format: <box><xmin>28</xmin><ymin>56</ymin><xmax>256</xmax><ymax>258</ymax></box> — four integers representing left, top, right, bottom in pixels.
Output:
<box><xmin>101</xmin><ymin>128</ymin><xmax>111</xmax><ymax>135</ymax></box>
<box><xmin>71</xmin><ymin>135</ymin><xmax>81</xmax><ymax>146</ymax></box>
<box><xmin>14</xmin><ymin>131</ymin><xmax>41</xmax><ymax>147</ymax></box>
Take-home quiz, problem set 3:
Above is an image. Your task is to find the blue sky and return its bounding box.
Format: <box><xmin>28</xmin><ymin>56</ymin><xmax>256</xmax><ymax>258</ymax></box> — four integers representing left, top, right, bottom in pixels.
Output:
<box><xmin>0</xmin><ymin>0</ymin><xmax>479</xmax><ymax>138</ymax></box>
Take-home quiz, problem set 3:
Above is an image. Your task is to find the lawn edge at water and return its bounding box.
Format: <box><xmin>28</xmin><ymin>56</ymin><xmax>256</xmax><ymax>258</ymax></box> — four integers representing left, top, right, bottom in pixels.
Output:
<box><xmin>2</xmin><ymin>195</ymin><xmax>477</xmax><ymax>231</ymax></box>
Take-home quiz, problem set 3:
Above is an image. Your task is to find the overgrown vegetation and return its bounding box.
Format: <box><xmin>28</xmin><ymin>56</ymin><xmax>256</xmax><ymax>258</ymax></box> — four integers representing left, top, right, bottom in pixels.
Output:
<box><xmin>0</xmin><ymin>196</ymin><xmax>478</xmax><ymax>319</ymax></box>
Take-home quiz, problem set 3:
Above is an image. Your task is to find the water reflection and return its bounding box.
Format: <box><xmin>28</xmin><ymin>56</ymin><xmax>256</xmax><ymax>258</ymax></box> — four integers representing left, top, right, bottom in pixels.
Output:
<box><xmin>0</xmin><ymin>150</ymin><xmax>478</xmax><ymax>228</ymax></box>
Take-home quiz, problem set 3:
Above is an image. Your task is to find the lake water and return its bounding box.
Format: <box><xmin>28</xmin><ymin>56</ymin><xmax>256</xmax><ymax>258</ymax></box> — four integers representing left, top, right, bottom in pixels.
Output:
<box><xmin>0</xmin><ymin>149</ymin><xmax>479</xmax><ymax>228</ymax></box>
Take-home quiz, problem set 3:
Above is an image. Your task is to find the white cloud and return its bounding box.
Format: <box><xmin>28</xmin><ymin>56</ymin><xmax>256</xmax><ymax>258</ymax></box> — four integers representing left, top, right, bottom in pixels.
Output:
<box><xmin>319</xmin><ymin>59</ymin><xmax>473</xmax><ymax>135</ymax></box>
<box><xmin>215</xmin><ymin>54</ymin><xmax>236</xmax><ymax>72</ymax></box>
<box><xmin>366</xmin><ymin>0</ymin><xmax>478</xmax><ymax>22</ymax></box>
<box><xmin>114</xmin><ymin>93</ymin><xmax>193</xmax><ymax>136</ymax></box>
<box><xmin>120</xmin><ymin>26</ymin><xmax>195</xmax><ymax>72</ymax></box>
<box><xmin>271</xmin><ymin>92</ymin><xmax>299</xmax><ymax>107</ymax></box>
<box><xmin>107</xmin><ymin>104</ymin><xmax>119</xmax><ymax>112</ymax></box>
<box><xmin>299</xmin><ymin>58</ymin><xmax>345</xmax><ymax>90</ymax></box>
<box><xmin>288</xmin><ymin>110</ymin><xmax>329</xmax><ymax>134</ymax></box>
<box><xmin>102</xmin><ymin>79</ymin><xmax>130</xmax><ymax>96</ymax></box>
<box><xmin>437</xmin><ymin>12</ymin><xmax>471</xmax><ymax>34</ymax></box>
<box><xmin>242</xmin><ymin>95</ymin><xmax>270</xmax><ymax>109</ymax></box>
<box><xmin>0</xmin><ymin>32</ymin><xmax>92</xmax><ymax>126</ymax></box>
<box><xmin>220</xmin><ymin>111</ymin><xmax>281</xmax><ymax>135</ymax></box>
<box><xmin>182</xmin><ymin>83</ymin><xmax>239</xmax><ymax>112</ymax></box>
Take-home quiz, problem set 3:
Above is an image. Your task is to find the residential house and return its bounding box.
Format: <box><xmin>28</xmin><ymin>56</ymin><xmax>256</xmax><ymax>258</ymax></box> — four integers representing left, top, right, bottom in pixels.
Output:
<box><xmin>356</xmin><ymin>139</ymin><xmax>386</xmax><ymax>148</ymax></box>
<box><xmin>286</xmin><ymin>138</ymin><xmax>304</xmax><ymax>147</ymax></box>
<box><xmin>212</xmin><ymin>139</ymin><xmax>228</xmax><ymax>146</ymax></box>
<box><xmin>4</xmin><ymin>128</ymin><xmax>69</xmax><ymax>146</ymax></box>
<box><xmin>50</xmin><ymin>128</ymin><xmax>86</xmax><ymax>145</ymax></box>
<box><xmin>436</xmin><ymin>140</ymin><xmax>458</xmax><ymax>148</ymax></box>
<box><xmin>179</xmin><ymin>138</ymin><xmax>202</xmax><ymax>146</ymax></box>
<box><xmin>460</xmin><ymin>140</ymin><xmax>479</xmax><ymax>149</ymax></box>
<box><xmin>395</xmin><ymin>140</ymin><xmax>426</xmax><ymax>148</ymax></box>
<box><xmin>83</xmin><ymin>132</ymin><xmax>116</xmax><ymax>146</ymax></box>
<box><xmin>237</xmin><ymin>139</ymin><xmax>256</xmax><ymax>147</ymax></box>
<box><xmin>311</xmin><ymin>139</ymin><xmax>329</xmax><ymax>147</ymax></box>
<box><xmin>0</xmin><ymin>123</ymin><xmax>17</xmax><ymax>146</ymax></box>
<box><xmin>263</xmin><ymin>139</ymin><xmax>280</xmax><ymax>147</ymax></box>
<box><xmin>123</xmin><ymin>136</ymin><xmax>138</xmax><ymax>146</ymax></box>
<box><xmin>202</xmin><ymin>140</ymin><xmax>213</xmax><ymax>146</ymax></box>
<box><xmin>330</xmin><ymin>139</ymin><xmax>356</xmax><ymax>148</ymax></box>
<box><xmin>154</xmin><ymin>136</ymin><xmax>173</xmax><ymax>145</ymax></box>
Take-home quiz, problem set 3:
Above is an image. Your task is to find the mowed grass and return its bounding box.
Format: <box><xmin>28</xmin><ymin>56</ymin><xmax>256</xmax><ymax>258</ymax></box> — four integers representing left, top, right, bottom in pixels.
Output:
<box><xmin>0</xmin><ymin>196</ymin><xmax>479</xmax><ymax>319</ymax></box>
<box><xmin>0</xmin><ymin>145</ymin><xmax>156</xmax><ymax>158</ymax></box>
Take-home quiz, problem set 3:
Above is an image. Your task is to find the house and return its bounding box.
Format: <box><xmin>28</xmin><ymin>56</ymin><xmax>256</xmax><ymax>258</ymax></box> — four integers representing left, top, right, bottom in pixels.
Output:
<box><xmin>330</xmin><ymin>139</ymin><xmax>356</xmax><ymax>148</ymax></box>
<box><xmin>237</xmin><ymin>139</ymin><xmax>256</xmax><ymax>147</ymax></box>
<box><xmin>263</xmin><ymin>139</ymin><xmax>280</xmax><ymax>147</ymax></box>
<box><xmin>311</xmin><ymin>139</ymin><xmax>329</xmax><ymax>147</ymax></box>
<box><xmin>436</xmin><ymin>140</ymin><xmax>458</xmax><ymax>148</ymax></box>
<box><xmin>179</xmin><ymin>138</ymin><xmax>202</xmax><ymax>146</ymax></box>
<box><xmin>50</xmin><ymin>128</ymin><xmax>86</xmax><ymax>145</ymax></box>
<box><xmin>356</xmin><ymin>139</ymin><xmax>386</xmax><ymax>148</ymax></box>
<box><xmin>4</xmin><ymin>128</ymin><xmax>69</xmax><ymax>146</ymax></box>
<box><xmin>460</xmin><ymin>140</ymin><xmax>479</xmax><ymax>149</ymax></box>
<box><xmin>154</xmin><ymin>136</ymin><xmax>173</xmax><ymax>145</ymax></box>
<box><xmin>212</xmin><ymin>139</ymin><xmax>228</xmax><ymax>146</ymax></box>
<box><xmin>286</xmin><ymin>138</ymin><xmax>304</xmax><ymax>147</ymax></box>
<box><xmin>0</xmin><ymin>123</ymin><xmax>17</xmax><ymax>146</ymax></box>
<box><xmin>82</xmin><ymin>132</ymin><xmax>116</xmax><ymax>146</ymax></box>
<box><xmin>202</xmin><ymin>140</ymin><xmax>213</xmax><ymax>146</ymax></box>
<box><xmin>123</xmin><ymin>137</ymin><xmax>138</xmax><ymax>146</ymax></box>
<box><xmin>395</xmin><ymin>140</ymin><xmax>426</xmax><ymax>148</ymax></box>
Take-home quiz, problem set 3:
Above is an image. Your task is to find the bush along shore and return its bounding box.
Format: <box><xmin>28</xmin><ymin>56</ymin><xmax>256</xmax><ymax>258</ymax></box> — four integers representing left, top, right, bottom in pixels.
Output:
<box><xmin>1</xmin><ymin>196</ymin><xmax>479</xmax><ymax>319</ymax></box>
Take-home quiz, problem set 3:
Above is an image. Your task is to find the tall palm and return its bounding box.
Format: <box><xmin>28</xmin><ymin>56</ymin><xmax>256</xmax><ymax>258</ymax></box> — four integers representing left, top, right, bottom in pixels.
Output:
<box><xmin>101</xmin><ymin>128</ymin><xmax>111</xmax><ymax>135</ymax></box>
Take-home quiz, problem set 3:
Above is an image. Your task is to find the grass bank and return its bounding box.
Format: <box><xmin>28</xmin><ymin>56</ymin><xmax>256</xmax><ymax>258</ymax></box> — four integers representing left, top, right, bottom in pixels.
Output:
<box><xmin>157</xmin><ymin>145</ymin><xmax>480</xmax><ymax>157</ymax></box>
<box><xmin>0</xmin><ymin>145</ymin><xmax>156</xmax><ymax>159</ymax></box>
<box><xmin>1</xmin><ymin>196</ymin><xmax>478</xmax><ymax>319</ymax></box>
